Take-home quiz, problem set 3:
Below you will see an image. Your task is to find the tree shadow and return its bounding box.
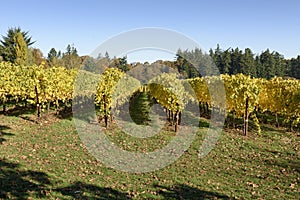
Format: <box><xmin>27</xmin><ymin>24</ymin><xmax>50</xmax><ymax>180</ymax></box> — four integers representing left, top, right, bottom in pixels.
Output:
<box><xmin>1</xmin><ymin>105</ymin><xmax>36</xmax><ymax>117</ymax></box>
<box><xmin>57</xmin><ymin>106</ymin><xmax>73</xmax><ymax>120</ymax></box>
<box><xmin>0</xmin><ymin>125</ymin><xmax>13</xmax><ymax>144</ymax></box>
<box><xmin>55</xmin><ymin>181</ymin><xmax>132</xmax><ymax>199</ymax></box>
<box><xmin>0</xmin><ymin>159</ymin><xmax>131</xmax><ymax>199</ymax></box>
<box><xmin>199</xmin><ymin>118</ymin><xmax>210</xmax><ymax>128</ymax></box>
<box><xmin>260</xmin><ymin>124</ymin><xmax>287</xmax><ymax>134</ymax></box>
<box><xmin>1</xmin><ymin>105</ymin><xmax>39</xmax><ymax>124</ymax></box>
<box><xmin>155</xmin><ymin>184</ymin><xmax>232</xmax><ymax>199</ymax></box>
<box><xmin>1</xmin><ymin>103</ymin><xmax>74</xmax><ymax>122</ymax></box>
<box><xmin>262</xmin><ymin>147</ymin><xmax>300</xmax><ymax>173</ymax></box>
<box><xmin>265</xmin><ymin>159</ymin><xmax>300</xmax><ymax>173</ymax></box>
<box><xmin>0</xmin><ymin>159</ymin><xmax>51</xmax><ymax>199</ymax></box>
<box><xmin>230</xmin><ymin>139</ymin><xmax>300</xmax><ymax>174</ymax></box>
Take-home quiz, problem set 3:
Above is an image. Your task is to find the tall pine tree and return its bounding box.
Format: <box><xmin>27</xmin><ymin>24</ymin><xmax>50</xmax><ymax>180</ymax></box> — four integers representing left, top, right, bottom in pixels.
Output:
<box><xmin>240</xmin><ymin>48</ymin><xmax>256</xmax><ymax>77</ymax></box>
<box><xmin>0</xmin><ymin>27</ymin><xmax>34</xmax><ymax>63</ymax></box>
<box><xmin>14</xmin><ymin>32</ymin><xmax>28</xmax><ymax>66</ymax></box>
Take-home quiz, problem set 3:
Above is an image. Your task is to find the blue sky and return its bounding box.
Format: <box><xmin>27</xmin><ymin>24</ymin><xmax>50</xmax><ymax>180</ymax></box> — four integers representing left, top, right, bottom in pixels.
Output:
<box><xmin>1</xmin><ymin>0</ymin><xmax>299</xmax><ymax>62</ymax></box>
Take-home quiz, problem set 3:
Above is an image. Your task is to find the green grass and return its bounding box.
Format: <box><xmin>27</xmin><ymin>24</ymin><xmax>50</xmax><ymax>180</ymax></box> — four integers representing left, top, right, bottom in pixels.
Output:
<box><xmin>0</xmin><ymin>113</ymin><xmax>299</xmax><ymax>199</ymax></box>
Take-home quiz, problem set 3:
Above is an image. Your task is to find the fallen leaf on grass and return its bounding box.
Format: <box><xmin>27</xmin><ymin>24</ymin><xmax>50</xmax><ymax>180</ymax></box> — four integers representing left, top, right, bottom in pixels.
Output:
<box><xmin>247</xmin><ymin>182</ymin><xmax>259</xmax><ymax>188</ymax></box>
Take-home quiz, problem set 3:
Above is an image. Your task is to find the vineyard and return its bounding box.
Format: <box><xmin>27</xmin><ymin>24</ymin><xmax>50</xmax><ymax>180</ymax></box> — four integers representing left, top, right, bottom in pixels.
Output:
<box><xmin>0</xmin><ymin>61</ymin><xmax>300</xmax><ymax>199</ymax></box>
<box><xmin>1</xmin><ymin>1</ymin><xmax>300</xmax><ymax>198</ymax></box>
<box><xmin>1</xmin><ymin>61</ymin><xmax>300</xmax><ymax>134</ymax></box>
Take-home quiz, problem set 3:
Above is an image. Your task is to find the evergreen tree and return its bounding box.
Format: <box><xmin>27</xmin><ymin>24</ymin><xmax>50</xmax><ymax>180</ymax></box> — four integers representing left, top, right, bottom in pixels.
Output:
<box><xmin>214</xmin><ymin>44</ymin><xmax>223</xmax><ymax>72</ymax></box>
<box><xmin>220</xmin><ymin>49</ymin><xmax>231</xmax><ymax>74</ymax></box>
<box><xmin>47</xmin><ymin>48</ymin><xmax>57</xmax><ymax>60</ymax></box>
<box><xmin>105</xmin><ymin>51</ymin><xmax>110</xmax><ymax>59</ymax></box>
<box><xmin>175</xmin><ymin>49</ymin><xmax>203</xmax><ymax>78</ymax></box>
<box><xmin>230</xmin><ymin>48</ymin><xmax>242</xmax><ymax>74</ymax></box>
<box><xmin>209</xmin><ymin>46</ymin><xmax>231</xmax><ymax>74</ymax></box>
<box><xmin>0</xmin><ymin>45</ymin><xmax>4</xmax><ymax>61</ymax></box>
<box><xmin>240</xmin><ymin>48</ymin><xmax>256</xmax><ymax>77</ymax></box>
<box><xmin>255</xmin><ymin>55</ymin><xmax>264</xmax><ymax>78</ymax></box>
<box><xmin>66</xmin><ymin>44</ymin><xmax>72</xmax><ymax>55</ymax></box>
<box><xmin>14</xmin><ymin>32</ymin><xmax>28</xmax><ymax>66</ymax></box>
<box><xmin>110</xmin><ymin>56</ymin><xmax>130</xmax><ymax>72</ymax></box>
<box><xmin>272</xmin><ymin>51</ymin><xmax>286</xmax><ymax>77</ymax></box>
<box><xmin>259</xmin><ymin>49</ymin><xmax>276</xmax><ymax>79</ymax></box>
<box><xmin>61</xmin><ymin>44</ymin><xmax>82</xmax><ymax>69</ymax></box>
<box><xmin>47</xmin><ymin>48</ymin><xmax>61</xmax><ymax>67</ymax></box>
<box><xmin>209</xmin><ymin>48</ymin><xmax>215</xmax><ymax>60</ymax></box>
<box><xmin>289</xmin><ymin>55</ymin><xmax>300</xmax><ymax>79</ymax></box>
<box><xmin>0</xmin><ymin>27</ymin><xmax>34</xmax><ymax>63</ymax></box>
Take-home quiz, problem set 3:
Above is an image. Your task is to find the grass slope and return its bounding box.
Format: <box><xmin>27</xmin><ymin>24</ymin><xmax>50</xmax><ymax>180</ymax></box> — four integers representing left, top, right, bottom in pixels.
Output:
<box><xmin>0</xmin><ymin>113</ymin><xmax>299</xmax><ymax>199</ymax></box>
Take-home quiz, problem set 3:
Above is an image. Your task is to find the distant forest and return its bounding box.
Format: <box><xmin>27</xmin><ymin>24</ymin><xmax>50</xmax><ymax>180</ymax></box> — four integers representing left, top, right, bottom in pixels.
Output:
<box><xmin>80</xmin><ymin>45</ymin><xmax>300</xmax><ymax>80</ymax></box>
<box><xmin>47</xmin><ymin>45</ymin><xmax>300</xmax><ymax>80</ymax></box>
<box><xmin>0</xmin><ymin>27</ymin><xmax>299</xmax><ymax>80</ymax></box>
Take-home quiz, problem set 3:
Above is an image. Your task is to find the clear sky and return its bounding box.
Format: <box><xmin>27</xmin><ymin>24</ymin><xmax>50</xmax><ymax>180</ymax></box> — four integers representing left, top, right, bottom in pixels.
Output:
<box><xmin>1</xmin><ymin>0</ymin><xmax>299</xmax><ymax>62</ymax></box>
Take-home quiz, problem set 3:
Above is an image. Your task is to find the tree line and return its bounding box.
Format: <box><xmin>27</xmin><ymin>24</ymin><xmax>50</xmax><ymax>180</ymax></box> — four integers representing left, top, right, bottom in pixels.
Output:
<box><xmin>0</xmin><ymin>27</ymin><xmax>299</xmax><ymax>80</ymax></box>
<box><xmin>209</xmin><ymin>45</ymin><xmax>300</xmax><ymax>79</ymax></box>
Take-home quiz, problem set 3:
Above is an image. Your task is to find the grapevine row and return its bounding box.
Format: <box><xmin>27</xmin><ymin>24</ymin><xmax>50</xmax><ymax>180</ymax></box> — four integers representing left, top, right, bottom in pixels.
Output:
<box><xmin>1</xmin><ymin>61</ymin><xmax>299</xmax><ymax>133</ymax></box>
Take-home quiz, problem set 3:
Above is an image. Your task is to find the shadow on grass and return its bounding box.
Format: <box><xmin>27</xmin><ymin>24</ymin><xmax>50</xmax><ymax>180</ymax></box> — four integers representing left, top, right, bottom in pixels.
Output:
<box><xmin>199</xmin><ymin>118</ymin><xmax>210</xmax><ymax>128</ymax></box>
<box><xmin>0</xmin><ymin>159</ymin><xmax>51</xmax><ymax>199</ymax></box>
<box><xmin>1</xmin><ymin>105</ymin><xmax>36</xmax><ymax>117</ymax></box>
<box><xmin>1</xmin><ymin>103</ymin><xmax>74</xmax><ymax>121</ymax></box>
<box><xmin>229</xmin><ymin>134</ymin><xmax>300</xmax><ymax>175</ymax></box>
<box><xmin>0</xmin><ymin>125</ymin><xmax>13</xmax><ymax>145</ymax></box>
<box><xmin>260</xmin><ymin>124</ymin><xmax>287</xmax><ymax>134</ymax></box>
<box><xmin>263</xmin><ymin>146</ymin><xmax>300</xmax><ymax>173</ymax></box>
<box><xmin>265</xmin><ymin>159</ymin><xmax>300</xmax><ymax>173</ymax></box>
<box><xmin>57</xmin><ymin>106</ymin><xmax>74</xmax><ymax>120</ymax></box>
<box><xmin>0</xmin><ymin>159</ymin><xmax>131</xmax><ymax>199</ymax></box>
<box><xmin>155</xmin><ymin>184</ymin><xmax>231</xmax><ymax>199</ymax></box>
<box><xmin>55</xmin><ymin>182</ymin><xmax>132</xmax><ymax>199</ymax></box>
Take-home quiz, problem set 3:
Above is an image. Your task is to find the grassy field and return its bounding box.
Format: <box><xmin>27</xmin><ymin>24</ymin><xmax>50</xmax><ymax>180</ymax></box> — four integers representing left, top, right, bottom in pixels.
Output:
<box><xmin>0</xmin><ymin>110</ymin><xmax>299</xmax><ymax>199</ymax></box>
